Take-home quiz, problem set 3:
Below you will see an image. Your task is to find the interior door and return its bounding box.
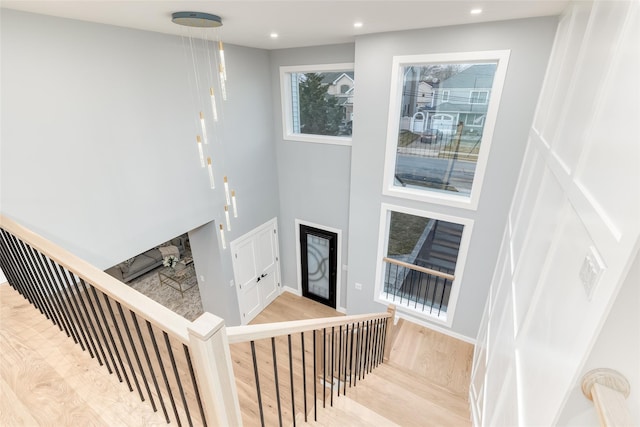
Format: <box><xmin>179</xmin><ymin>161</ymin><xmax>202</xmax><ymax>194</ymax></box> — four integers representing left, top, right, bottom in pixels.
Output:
<box><xmin>231</xmin><ymin>218</ymin><xmax>281</xmax><ymax>324</ymax></box>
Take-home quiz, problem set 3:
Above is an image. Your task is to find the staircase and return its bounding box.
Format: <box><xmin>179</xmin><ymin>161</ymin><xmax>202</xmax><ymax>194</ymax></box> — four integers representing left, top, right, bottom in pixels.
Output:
<box><xmin>416</xmin><ymin>220</ymin><xmax>464</xmax><ymax>275</ymax></box>
<box><xmin>0</xmin><ymin>215</ymin><xmax>473</xmax><ymax>426</ymax></box>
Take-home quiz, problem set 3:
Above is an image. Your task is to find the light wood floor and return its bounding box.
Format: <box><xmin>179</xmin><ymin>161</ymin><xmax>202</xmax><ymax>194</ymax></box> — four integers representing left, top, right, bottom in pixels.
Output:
<box><xmin>0</xmin><ymin>285</ymin><xmax>473</xmax><ymax>426</ymax></box>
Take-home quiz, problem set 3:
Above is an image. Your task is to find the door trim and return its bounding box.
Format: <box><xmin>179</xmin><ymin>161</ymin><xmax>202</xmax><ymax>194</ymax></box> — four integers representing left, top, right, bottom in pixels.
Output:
<box><xmin>230</xmin><ymin>217</ymin><xmax>281</xmax><ymax>325</ymax></box>
<box><xmin>295</xmin><ymin>219</ymin><xmax>344</xmax><ymax>313</ymax></box>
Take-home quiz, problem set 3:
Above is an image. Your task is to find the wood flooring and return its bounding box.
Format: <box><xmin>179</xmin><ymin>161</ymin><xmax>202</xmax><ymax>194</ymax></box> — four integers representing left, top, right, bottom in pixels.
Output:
<box><xmin>1</xmin><ymin>285</ymin><xmax>474</xmax><ymax>426</ymax></box>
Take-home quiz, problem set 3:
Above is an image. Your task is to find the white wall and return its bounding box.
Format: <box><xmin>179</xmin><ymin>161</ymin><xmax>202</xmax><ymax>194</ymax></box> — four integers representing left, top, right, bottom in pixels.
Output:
<box><xmin>470</xmin><ymin>2</ymin><xmax>640</xmax><ymax>425</ymax></box>
<box><xmin>1</xmin><ymin>10</ymin><xmax>279</xmax><ymax>323</ymax></box>
<box><xmin>558</xmin><ymin>249</ymin><xmax>640</xmax><ymax>425</ymax></box>
<box><xmin>347</xmin><ymin>17</ymin><xmax>557</xmax><ymax>339</ymax></box>
<box><xmin>269</xmin><ymin>44</ymin><xmax>355</xmax><ymax>309</ymax></box>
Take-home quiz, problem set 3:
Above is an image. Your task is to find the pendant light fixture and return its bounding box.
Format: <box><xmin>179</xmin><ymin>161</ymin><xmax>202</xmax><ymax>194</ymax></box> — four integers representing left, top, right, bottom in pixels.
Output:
<box><xmin>173</xmin><ymin>11</ymin><xmax>238</xmax><ymax>249</ymax></box>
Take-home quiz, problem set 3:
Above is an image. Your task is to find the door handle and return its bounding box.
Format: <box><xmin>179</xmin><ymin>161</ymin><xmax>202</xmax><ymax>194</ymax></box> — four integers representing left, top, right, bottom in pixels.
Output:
<box><xmin>256</xmin><ymin>273</ymin><xmax>267</xmax><ymax>283</ymax></box>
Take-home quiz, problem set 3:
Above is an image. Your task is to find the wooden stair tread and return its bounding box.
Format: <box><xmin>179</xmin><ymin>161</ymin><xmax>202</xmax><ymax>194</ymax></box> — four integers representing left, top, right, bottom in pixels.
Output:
<box><xmin>344</xmin><ymin>363</ymin><xmax>471</xmax><ymax>426</ymax></box>
<box><xmin>295</xmin><ymin>398</ymin><xmax>400</xmax><ymax>426</ymax></box>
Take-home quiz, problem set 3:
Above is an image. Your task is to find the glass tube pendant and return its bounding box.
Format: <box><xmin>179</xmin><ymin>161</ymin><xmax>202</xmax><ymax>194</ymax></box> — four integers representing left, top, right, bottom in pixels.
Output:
<box><xmin>207</xmin><ymin>157</ymin><xmax>215</xmax><ymax>189</ymax></box>
<box><xmin>196</xmin><ymin>136</ymin><xmax>205</xmax><ymax>167</ymax></box>
<box><xmin>210</xmin><ymin>87</ymin><xmax>218</xmax><ymax>122</ymax></box>
<box><xmin>219</xmin><ymin>64</ymin><xmax>227</xmax><ymax>101</ymax></box>
<box><xmin>218</xmin><ymin>41</ymin><xmax>227</xmax><ymax>81</ymax></box>
<box><xmin>200</xmin><ymin>112</ymin><xmax>208</xmax><ymax>144</ymax></box>
<box><xmin>224</xmin><ymin>205</ymin><xmax>231</xmax><ymax>231</ymax></box>
<box><xmin>219</xmin><ymin>224</ymin><xmax>226</xmax><ymax>249</ymax></box>
<box><xmin>223</xmin><ymin>176</ymin><xmax>231</xmax><ymax>205</ymax></box>
<box><xmin>231</xmin><ymin>190</ymin><xmax>238</xmax><ymax>217</ymax></box>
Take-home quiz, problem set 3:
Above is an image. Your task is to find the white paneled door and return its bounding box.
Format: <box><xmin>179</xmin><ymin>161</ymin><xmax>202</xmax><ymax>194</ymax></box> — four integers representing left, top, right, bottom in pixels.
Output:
<box><xmin>231</xmin><ymin>218</ymin><xmax>281</xmax><ymax>324</ymax></box>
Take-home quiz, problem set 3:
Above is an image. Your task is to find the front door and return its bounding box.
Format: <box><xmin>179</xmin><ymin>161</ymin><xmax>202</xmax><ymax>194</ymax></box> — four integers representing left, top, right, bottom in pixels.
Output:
<box><xmin>299</xmin><ymin>224</ymin><xmax>337</xmax><ymax>308</ymax></box>
<box><xmin>231</xmin><ymin>218</ymin><xmax>280</xmax><ymax>324</ymax></box>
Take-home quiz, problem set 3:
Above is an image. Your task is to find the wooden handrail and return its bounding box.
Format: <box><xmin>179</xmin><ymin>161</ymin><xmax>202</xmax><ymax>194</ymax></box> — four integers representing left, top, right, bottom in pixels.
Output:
<box><xmin>227</xmin><ymin>311</ymin><xmax>391</xmax><ymax>344</ymax></box>
<box><xmin>383</xmin><ymin>257</ymin><xmax>455</xmax><ymax>281</ymax></box>
<box><xmin>582</xmin><ymin>369</ymin><xmax>632</xmax><ymax>427</ymax></box>
<box><xmin>0</xmin><ymin>214</ymin><xmax>192</xmax><ymax>344</ymax></box>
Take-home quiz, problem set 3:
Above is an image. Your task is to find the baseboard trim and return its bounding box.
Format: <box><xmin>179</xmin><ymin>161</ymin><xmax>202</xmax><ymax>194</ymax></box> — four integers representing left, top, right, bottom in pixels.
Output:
<box><xmin>282</xmin><ymin>286</ymin><xmax>301</xmax><ymax>296</ymax></box>
<box><xmin>282</xmin><ymin>286</ymin><xmax>346</xmax><ymax>314</ymax></box>
<box><xmin>395</xmin><ymin>310</ymin><xmax>476</xmax><ymax>345</ymax></box>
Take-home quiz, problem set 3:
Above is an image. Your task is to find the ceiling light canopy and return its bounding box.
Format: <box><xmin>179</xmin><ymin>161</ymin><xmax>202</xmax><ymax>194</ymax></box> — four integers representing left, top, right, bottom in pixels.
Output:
<box><xmin>171</xmin><ymin>11</ymin><xmax>223</xmax><ymax>28</ymax></box>
<box><xmin>354</xmin><ymin>22</ymin><xmax>363</xmax><ymax>28</ymax></box>
<box><xmin>470</xmin><ymin>8</ymin><xmax>483</xmax><ymax>15</ymax></box>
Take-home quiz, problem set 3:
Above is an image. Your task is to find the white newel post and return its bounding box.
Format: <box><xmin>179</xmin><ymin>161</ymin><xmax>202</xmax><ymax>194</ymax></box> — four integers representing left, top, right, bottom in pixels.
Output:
<box><xmin>188</xmin><ymin>312</ymin><xmax>242</xmax><ymax>426</ymax></box>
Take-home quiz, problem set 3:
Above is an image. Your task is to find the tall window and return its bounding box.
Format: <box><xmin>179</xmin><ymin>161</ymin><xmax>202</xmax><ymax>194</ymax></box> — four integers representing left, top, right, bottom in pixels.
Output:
<box><xmin>382</xmin><ymin>51</ymin><xmax>510</xmax><ymax>209</ymax></box>
<box><xmin>375</xmin><ymin>204</ymin><xmax>472</xmax><ymax>324</ymax></box>
<box><xmin>280</xmin><ymin>63</ymin><xmax>354</xmax><ymax>145</ymax></box>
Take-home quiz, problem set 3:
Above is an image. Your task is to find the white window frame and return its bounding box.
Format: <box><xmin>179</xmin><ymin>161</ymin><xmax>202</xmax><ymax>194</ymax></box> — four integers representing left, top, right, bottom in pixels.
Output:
<box><xmin>441</xmin><ymin>89</ymin><xmax>450</xmax><ymax>102</ymax></box>
<box><xmin>382</xmin><ymin>50</ymin><xmax>510</xmax><ymax>210</ymax></box>
<box><xmin>280</xmin><ymin>63</ymin><xmax>354</xmax><ymax>146</ymax></box>
<box><xmin>469</xmin><ymin>90</ymin><xmax>489</xmax><ymax>105</ymax></box>
<box><xmin>374</xmin><ymin>203</ymin><xmax>474</xmax><ymax>327</ymax></box>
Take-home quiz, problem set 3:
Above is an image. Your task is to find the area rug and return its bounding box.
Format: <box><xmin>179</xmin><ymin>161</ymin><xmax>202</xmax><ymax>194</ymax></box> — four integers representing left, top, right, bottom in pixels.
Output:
<box><xmin>128</xmin><ymin>268</ymin><xmax>204</xmax><ymax>322</ymax></box>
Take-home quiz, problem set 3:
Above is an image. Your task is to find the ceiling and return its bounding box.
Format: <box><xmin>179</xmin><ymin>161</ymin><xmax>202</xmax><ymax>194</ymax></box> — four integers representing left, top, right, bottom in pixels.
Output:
<box><xmin>1</xmin><ymin>1</ymin><xmax>568</xmax><ymax>50</ymax></box>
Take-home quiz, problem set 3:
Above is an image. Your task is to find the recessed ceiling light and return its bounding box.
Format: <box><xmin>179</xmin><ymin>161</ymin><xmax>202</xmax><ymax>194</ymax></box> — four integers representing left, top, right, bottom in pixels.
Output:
<box><xmin>270</xmin><ymin>32</ymin><xmax>279</xmax><ymax>39</ymax></box>
<box><xmin>354</xmin><ymin>22</ymin><xmax>363</xmax><ymax>28</ymax></box>
<box><xmin>470</xmin><ymin>8</ymin><xmax>482</xmax><ymax>15</ymax></box>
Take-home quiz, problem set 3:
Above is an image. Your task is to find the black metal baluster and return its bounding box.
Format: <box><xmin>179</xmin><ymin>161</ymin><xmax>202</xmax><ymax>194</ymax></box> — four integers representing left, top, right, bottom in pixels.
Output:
<box><xmin>301</xmin><ymin>332</ymin><xmax>307</xmax><ymax>423</ymax></box>
<box><xmin>271</xmin><ymin>337</ymin><xmax>283</xmax><ymax>427</ymax></box>
<box><xmin>9</xmin><ymin>236</ymin><xmax>50</xmax><ymax>319</ymax></box>
<box><xmin>375</xmin><ymin>319</ymin><xmax>382</xmax><ymax>366</ymax></box>
<box><xmin>408</xmin><ymin>269</ymin><xmax>416</xmax><ymax>306</ymax></box>
<box><xmin>429</xmin><ymin>275</ymin><xmax>438</xmax><ymax>314</ymax></box>
<box><xmin>104</xmin><ymin>294</ymin><xmax>144</xmax><ymax>401</ymax></box>
<box><xmin>77</xmin><ymin>278</ymin><xmax>117</xmax><ymax>377</ymax></box>
<box><xmin>362</xmin><ymin>320</ymin><xmax>370</xmax><ymax>379</ymax></box>
<box><xmin>312</xmin><ymin>330</ymin><xmax>317</xmax><ymax>422</ymax></box>
<box><xmin>394</xmin><ymin>265</ymin><xmax>400</xmax><ymax>302</ymax></box>
<box><xmin>184</xmin><ymin>345</ymin><xmax>207</xmax><ymax>427</ymax></box>
<box><xmin>54</xmin><ymin>263</ymin><xmax>98</xmax><ymax>360</ymax></box>
<box><xmin>380</xmin><ymin>319</ymin><xmax>388</xmax><ymax>364</ymax></box>
<box><xmin>348</xmin><ymin>323</ymin><xmax>355</xmax><ymax>388</ymax></box>
<box><xmin>20</xmin><ymin>239</ymin><xmax>61</xmax><ymax>325</ymax></box>
<box><xmin>371</xmin><ymin>319</ymin><xmax>379</xmax><ymax>371</ymax></box>
<box><xmin>24</xmin><ymin>244</ymin><xmax>69</xmax><ymax>337</ymax></box>
<box><xmin>337</xmin><ymin>325</ymin><xmax>342</xmax><ymax>396</ymax></box>
<box><xmin>250</xmin><ymin>341</ymin><xmax>265</xmax><ymax>427</ymax></box>
<box><xmin>354</xmin><ymin>322</ymin><xmax>361</xmax><ymax>384</ymax></box>
<box><xmin>322</xmin><ymin>328</ymin><xmax>326</xmax><ymax>409</ymax></box>
<box><xmin>39</xmin><ymin>253</ymin><xmax>83</xmax><ymax>348</ymax></box>
<box><xmin>68</xmin><ymin>272</ymin><xmax>109</xmax><ymax>369</ymax></box>
<box><xmin>164</xmin><ymin>332</ymin><xmax>192</xmax><ymax>427</ymax></box>
<box><xmin>146</xmin><ymin>321</ymin><xmax>181</xmax><ymax>426</ymax></box>
<box><xmin>439</xmin><ymin>278</ymin><xmax>449</xmax><ymax>316</ymax></box>
<box><xmin>88</xmin><ymin>285</ymin><xmax>127</xmax><ymax>385</ymax></box>
<box><xmin>287</xmin><ymin>334</ymin><xmax>296</xmax><ymax>427</ymax></box>
<box><xmin>385</xmin><ymin>263</ymin><xmax>391</xmax><ymax>298</ymax></box>
<box><xmin>343</xmin><ymin>324</ymin><xmax>348</xmax><ymax>396</ymax></box>
<box><xmin>1</xmin><ymin>231</ymin><xmax>36</xmax><ymax>306</ymax></box>
<box><xmin>131</xmin><ymin>311</ymin><xmax>168</xmax><ymax>422</ymax></box>
<box><xmin>0</xmin><ymin>234</ymin><xmax>23</xmax><ymax>294</ymax></box>
<box><xmin>330</xmin><ymin>326</ymin><xmax>334</xmax><ymax>406</ymax></box>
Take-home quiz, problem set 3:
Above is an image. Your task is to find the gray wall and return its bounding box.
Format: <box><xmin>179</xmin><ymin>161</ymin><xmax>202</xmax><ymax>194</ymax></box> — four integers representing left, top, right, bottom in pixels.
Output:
<box><xmin>1</xmin><ymin>10</ymin><xmax>278</xmax><ymax>324</ymax></box>
<box><xmin>269</xmin><ymin>44</ymin><xmax>355</xmax><ymax>309</ymax></box>
<box><xmin>347</xmin><ymin>17</ymin><xmax>558</xmax><ymax>338</ymax></box>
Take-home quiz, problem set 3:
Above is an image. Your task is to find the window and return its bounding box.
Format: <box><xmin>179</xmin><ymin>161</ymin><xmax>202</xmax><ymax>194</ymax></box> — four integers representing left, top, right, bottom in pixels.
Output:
<box><xmin>375</xmin><ymin>204</ymin><xmax>472</xmax><ymax>325</ymax></box>
<box><xmin>280</xmin><ymin>63</ymin><xmax>354</xmax><ymax>145</ymax></box>
<box><xmin>382</xmin><ymin>51</ymin><xmax>510</xmax><ymax>209</ymax></box>
<box><xmin>469</xmin><ymin>90</ymin><xmax>489</xmax><ymax>104</ymax></box>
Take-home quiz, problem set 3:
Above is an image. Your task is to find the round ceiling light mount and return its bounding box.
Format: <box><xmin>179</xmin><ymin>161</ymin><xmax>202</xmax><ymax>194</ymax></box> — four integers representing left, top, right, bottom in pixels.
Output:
<box><xmin>171</xmin><ymin>12</ymin><xmax>222</xmax><ymax>28</ymax></box>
